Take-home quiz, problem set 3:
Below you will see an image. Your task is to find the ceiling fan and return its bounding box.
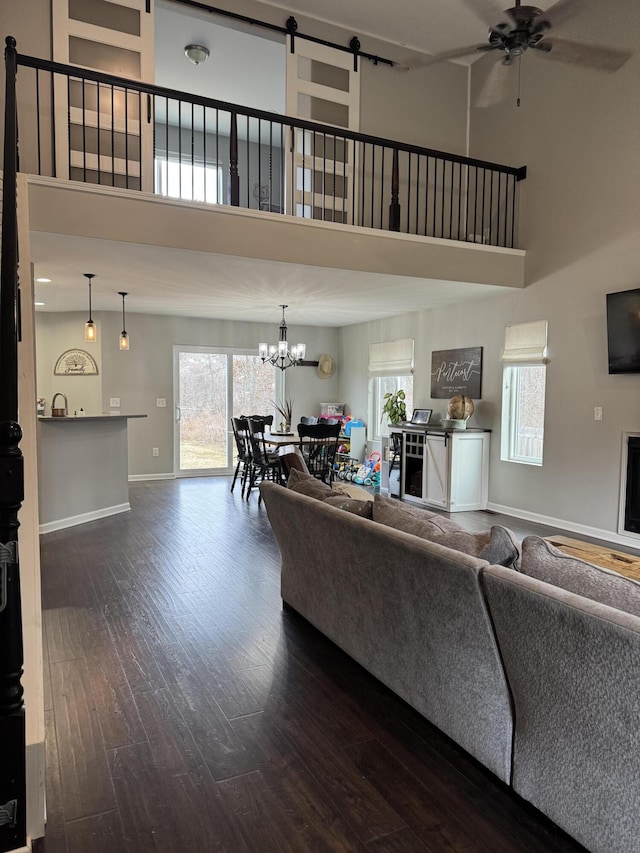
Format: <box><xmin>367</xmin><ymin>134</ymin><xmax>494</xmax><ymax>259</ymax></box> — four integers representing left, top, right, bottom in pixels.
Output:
<box><xmin>402</xmin><ymin>0</ymin><xmax>633</xmax><ymax>106</ymax></box>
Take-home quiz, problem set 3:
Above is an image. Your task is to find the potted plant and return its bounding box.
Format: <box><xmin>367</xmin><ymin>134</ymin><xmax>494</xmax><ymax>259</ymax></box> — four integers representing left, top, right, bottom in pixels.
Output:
<box><xmin>273</xmin><ymin>399</ymin><xmax>294</xmax><ymax>433</ymax></box>
<box><xmin>381</xmin><ymin>389</ymin><xmax>407</xmax><ymax>425</ymax></box>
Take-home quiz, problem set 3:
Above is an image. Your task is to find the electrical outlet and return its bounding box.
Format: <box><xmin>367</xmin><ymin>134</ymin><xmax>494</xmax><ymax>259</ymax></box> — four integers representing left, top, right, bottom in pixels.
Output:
<box><xmin>594</xmin><ymin>406</ymin><xmax>603</xmax><ymax>421</ymax></box>
<box><xmin>152</xmin><ymin>447</ymin><xmax>159</xmax><ymax>456</ymax></box>
<box><xmin>109</xmin><ymin>397</ymin><xmax>120</xmax><ymax>408</ymax></box>
<box><xmin>156</xmin><ymin>398</ymin><xmax>166</xmax><ymax>408</ymax></box>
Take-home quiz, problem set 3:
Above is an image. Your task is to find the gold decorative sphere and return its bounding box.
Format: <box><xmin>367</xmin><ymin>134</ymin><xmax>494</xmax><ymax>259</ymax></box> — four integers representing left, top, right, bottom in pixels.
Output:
<box><xmin>447</xmin><ymin>395</ymin><xmax>474</xmax><ymax>421</ymax></box>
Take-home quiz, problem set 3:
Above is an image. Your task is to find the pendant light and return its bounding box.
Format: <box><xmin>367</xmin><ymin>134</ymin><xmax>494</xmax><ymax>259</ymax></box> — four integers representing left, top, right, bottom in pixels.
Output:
<box><xmin>259</xmin><ymin>305</ymin><xmax>306</xmax><ymax>371</ymax></box>
<box><xmin>84</xmin><ymin>273</ymin><xmax>96</xmax><ymax>342</ymax></box>
<box><xmin>118</xmin><ymin>291</ymin><xmax>129</xmax><ymax>351</ymax></box>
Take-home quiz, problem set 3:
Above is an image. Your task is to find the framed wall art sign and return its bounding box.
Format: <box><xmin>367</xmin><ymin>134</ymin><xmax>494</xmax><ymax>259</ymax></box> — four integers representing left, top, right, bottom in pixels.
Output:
<box><xmin>430</xmin><ymin>347</ymin><xmax>482</xmax><ymax>399</ymax></box>
<box><xmin>54</xmin><ymin>349</ymin><xmax>99</xmax><ymax>376</ymax></box>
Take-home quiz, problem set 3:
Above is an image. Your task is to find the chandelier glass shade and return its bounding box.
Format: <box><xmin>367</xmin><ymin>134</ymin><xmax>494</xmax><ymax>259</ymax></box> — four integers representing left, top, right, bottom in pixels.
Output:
<box><xmin>118</xmin><ymin>291</ymin><xmax>129</xmax><ymax>351</ymax></box>
<box><xmin>84</xmin><ymin>273</ymin><xmax>96</xmax><ymax>342</ymax></box>
<box><xmin>259</xmin><ymin>305</ymin><xmax>306</xmax><ymax>371</ymax></box>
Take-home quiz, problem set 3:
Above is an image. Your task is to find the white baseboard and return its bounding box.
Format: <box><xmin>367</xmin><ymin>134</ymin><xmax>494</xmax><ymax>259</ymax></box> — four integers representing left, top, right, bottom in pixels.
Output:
<box><xmin>128</xmin><ymin>473</ymin><xmax>175</xmax><ymax>482</ymax></box>
<box><xmin>487</xmin><ymin>502</ymin><xmax>640</xmax><ymax>549</ymax></box>
<box><xmin>39</xmin><ymin>503</ymin><xmax>130</xmax><ymax>535</ymax></box>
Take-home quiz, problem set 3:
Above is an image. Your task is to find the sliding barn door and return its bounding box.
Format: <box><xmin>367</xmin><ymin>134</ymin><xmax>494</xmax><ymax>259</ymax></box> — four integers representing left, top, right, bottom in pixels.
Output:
<box><xmin>285</xmin><ymin>39</ymin><xmax>360</xmax><ymax>224</ymax></box>
<box><xmin>52</xmin><ymin>0</ymin><xmax>155</xmax><ymax>190</ymax></box>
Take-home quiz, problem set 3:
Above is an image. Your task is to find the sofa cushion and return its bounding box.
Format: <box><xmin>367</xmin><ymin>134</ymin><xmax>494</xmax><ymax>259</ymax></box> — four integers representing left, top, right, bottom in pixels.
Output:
<box><xmin>520</xmin><ymin>535</ymin><xmax>640</xmax><ymax>617</ymax></box>
<box><xmin>323</xmin><ymin>494</ymin><xmax>374</xmax><ymax>518</ymax></box>
<box><xmin>373</xmin><ymin>494</ymin><xmax>461</xmax><ymax>533</ymax></box>
<box><xmin>373</xmin><ymin>496</ymin><xmax>520</xmax><ymax>567</ymax></box>
<box><xmin>287</xmin><ymin>468</ymin><xmax>333</xmax><ymax>500</ymax></box>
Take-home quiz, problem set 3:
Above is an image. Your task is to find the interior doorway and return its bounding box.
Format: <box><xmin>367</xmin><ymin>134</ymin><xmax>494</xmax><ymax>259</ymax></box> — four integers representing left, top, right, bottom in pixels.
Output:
<box><xmin>173</xmin><ymin>346</ymin><xmax>277</xmax><ymax>476</ymax></box>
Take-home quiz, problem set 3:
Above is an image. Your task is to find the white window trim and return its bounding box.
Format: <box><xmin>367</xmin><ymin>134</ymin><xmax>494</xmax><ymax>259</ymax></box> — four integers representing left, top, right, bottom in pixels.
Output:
<box><xmin>500</xmin><ymin>364</ymin><xmax>546</xmax><ymax>466</ymax></box>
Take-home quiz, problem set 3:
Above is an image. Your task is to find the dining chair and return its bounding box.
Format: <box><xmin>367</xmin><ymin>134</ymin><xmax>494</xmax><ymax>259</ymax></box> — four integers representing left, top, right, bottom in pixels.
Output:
<box><xmin>230</xmin><ymin>417</ymin><xmax>252</xmax><ymax>496</ymax></box>
<box><xmin>389</xmin><ymin>431</ymin><xmax>402</xmax><ymax>477</ymax></box>
<box><xmin>297</xmin><ymin>422</ymin><xmax>341</xmax><ymax>484</ymax></box>
<box><xmin>246</xmin><ymin>418</ymin><xmax>285</xmax><ymax>502</ymax></box>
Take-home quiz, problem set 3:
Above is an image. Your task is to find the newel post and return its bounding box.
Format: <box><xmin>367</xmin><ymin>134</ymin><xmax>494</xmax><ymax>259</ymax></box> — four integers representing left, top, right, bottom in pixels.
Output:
<box><xmin>389</xmin><ymin>147</ymin><xmax>400</xmax><ymax>231</ymax></box>
<box><xmin>229</xmin><ymin>111</ymin><xmax>240</xmax><ymax>206</ymax></box>
<box><xmin>0</xmin><ymin>35</ymin><xmax>27</xmax><ymax>853</ymax></box>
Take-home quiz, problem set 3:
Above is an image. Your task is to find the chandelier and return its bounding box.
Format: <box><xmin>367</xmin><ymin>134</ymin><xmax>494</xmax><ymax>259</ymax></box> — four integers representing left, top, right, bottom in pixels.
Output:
<box><xmin>259</xmin><ymin>305</ymin><xmax>306</xmax><ymax>371</ymax></box>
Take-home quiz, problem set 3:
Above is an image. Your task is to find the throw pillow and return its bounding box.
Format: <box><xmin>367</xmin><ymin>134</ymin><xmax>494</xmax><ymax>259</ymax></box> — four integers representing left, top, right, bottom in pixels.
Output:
<box><xmin>521</xmin><ymin>536</ymin><xmax>640</xmax><ymax>618</ymax></box>
<box><xmin>323</xmin><ymin>494</ymin><xmax>374</xmax><ymax>518</ymax></box>
<box><xmin>478</xmin><ymin>526</ymin><xmax>522</xmax><ymax>569</ymax></box>
<box><xmin>332</xmin><ymin>481</ymin><xmax>375</xmax><ymax>502</ymax></box>
<box><xmin>287</xmin><ymin>468</ymin><xmax>333</xmax><ymax>501</ymax></box>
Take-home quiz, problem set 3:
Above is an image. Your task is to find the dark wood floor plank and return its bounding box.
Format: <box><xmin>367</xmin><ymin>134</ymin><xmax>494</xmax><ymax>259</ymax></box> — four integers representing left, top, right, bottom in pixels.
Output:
<box><xmin>179</xmin><ymin>636</ymin><xmax>266</xmax><ymax>720</ymax></box>
<box><xmin>37</xmin><ymin>477</ymin><xmax>588</xmax><ymax>853</ymax></box>
<box><xmin>367</xmin><ymin>827</ymin><xmax>431</xmax><ymax>852</ymax></box>
<box><xmin>42</xmin><ymin>709</ymin><xmax>69</xmax><ymax>853</ymax></box>
<box><xmin>107</xmin><ymin>740</ymin><xmax>182</xmax><ymax>851</ymax></box>
<box><xmin>50</xmin><ymin>659</ymin><xmax>117</xmax><ymax>822</ymax></box>
<box><xmin>246</xmin><ymin>694</ymin><xmax>408</xmax><ymax>844</ymax></box>
<box><xmin>64</xmin><ymin>811</ymin><xmax>128</xmax><ymax>853</ymax></box>
<box><xmin>344</xmin><ymin>738</ymin><xmax>486</xmax><ymax>852</ymax></box>
<box><xmin>218</xmin><ymin>770</ymin><xmax>304</xmax><ymax>853</ymax></box>
<box><xmin>83</xmin><ymin>631</ymin><xmax>147</xmax><ymax>751</ymax></box>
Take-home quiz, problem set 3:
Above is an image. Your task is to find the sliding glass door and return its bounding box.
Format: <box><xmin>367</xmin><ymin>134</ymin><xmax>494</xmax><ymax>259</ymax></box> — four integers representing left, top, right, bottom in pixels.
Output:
<box><xmin>173</xmin><ymin>346</ymin><xmax>277</xmax><ymax>476</ymax></box>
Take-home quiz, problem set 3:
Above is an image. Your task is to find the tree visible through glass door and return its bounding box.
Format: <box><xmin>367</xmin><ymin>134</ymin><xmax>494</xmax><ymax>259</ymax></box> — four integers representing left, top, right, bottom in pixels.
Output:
<box><xmin>177</xmin><ymin>351</ymin><xmax>228</xmax><ymax>471</ymax></box>
<box><xmin>175</xmin><ymin>348</ymin><xmax>277</xmax><ymax>474</ymax></box>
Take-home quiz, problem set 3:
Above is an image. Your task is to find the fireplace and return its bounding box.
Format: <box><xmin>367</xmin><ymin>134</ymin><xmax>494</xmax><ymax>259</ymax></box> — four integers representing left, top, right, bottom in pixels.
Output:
<box><xmin>624</xmin><ymin>436</ymin><xmax>640</xmax><ymax>534</ymax></box>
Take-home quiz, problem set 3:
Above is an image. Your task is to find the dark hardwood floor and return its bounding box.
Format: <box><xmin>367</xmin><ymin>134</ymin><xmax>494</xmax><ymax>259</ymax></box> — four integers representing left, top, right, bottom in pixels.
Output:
<box><xmin>35</xmin><ymin>477</ymin><xmax>590</xmax><ymax>853</ymax></box>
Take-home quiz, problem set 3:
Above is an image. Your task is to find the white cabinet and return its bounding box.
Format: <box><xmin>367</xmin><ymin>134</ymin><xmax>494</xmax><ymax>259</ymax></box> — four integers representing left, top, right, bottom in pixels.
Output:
<box><xmin>401</xmin><ymin>429</ymin><xmax>490</xmax><ymax>512</ymax></box>
<box><xmin>336</xmin><ymin>425</ymin><xmax>366</xmax><ymax>464</ymax></box>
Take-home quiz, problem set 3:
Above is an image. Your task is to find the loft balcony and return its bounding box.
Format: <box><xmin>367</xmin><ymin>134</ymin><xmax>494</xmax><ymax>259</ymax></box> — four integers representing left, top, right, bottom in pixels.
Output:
<box><xmin>13</xmin><ymin>45</ymin><xmax>526</xmax><ymax>267</ymax></box>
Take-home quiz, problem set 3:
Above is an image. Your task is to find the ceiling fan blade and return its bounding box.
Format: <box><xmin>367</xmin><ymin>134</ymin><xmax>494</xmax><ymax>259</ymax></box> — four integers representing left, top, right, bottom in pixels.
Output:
<box><xmin>475</xmin><ymin>59</ymin><xmax>512</xmax><ymax>108</ymax></box>
<box><xmin>402</xmin><ymin>43</ymin><xmax>493</xmax><ymax>71</ymax></box>
<box><xmin>540</xmin><ymin>0</ymin><xmax>586</xmax><ymax>28</ymax></box>
<box><xmin>540</xmin><ymin>37</ymin><xmax>633</xmax><ymax>71</ymax></box>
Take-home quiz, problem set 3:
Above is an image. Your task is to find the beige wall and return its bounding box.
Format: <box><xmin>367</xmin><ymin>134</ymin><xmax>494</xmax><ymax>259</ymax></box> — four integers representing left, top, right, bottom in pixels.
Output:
<box><xmin>36</xmin><ymin>311</ymin><xmax>340</xmax><ymax>476</ymax></box>
<box><xmin>36</xmin><ymin>313</ymin><xmax>103</xmax><ymax>416</ymax></box>
<box><xmin>339</xmin><ymin>0</ymin><xmax>640</xmax><ymax>540</ymax></box>
<box><xmin>360</xmin><ymin>60</ymin><xmax>468</xmax><ymax>154</ymax></box>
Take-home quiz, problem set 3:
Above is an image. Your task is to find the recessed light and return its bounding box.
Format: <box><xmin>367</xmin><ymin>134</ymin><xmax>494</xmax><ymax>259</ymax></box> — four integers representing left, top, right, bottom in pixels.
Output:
<box><xmin>36</xmin><ymin>277</ymin><xmax>51</xmax><ymax>283</ymax></box>
<box><xmin>35</xmin><ymin>302</ymin><xmax>46</xmax><ymax>306</ymax></box>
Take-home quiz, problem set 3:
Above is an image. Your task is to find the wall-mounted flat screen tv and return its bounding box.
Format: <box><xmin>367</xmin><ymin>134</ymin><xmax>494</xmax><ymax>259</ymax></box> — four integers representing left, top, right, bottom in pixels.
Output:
<box><xmin>607</xmin><ymin>287</ymin><xmax>640</xmax><ymax>374</ymax></box>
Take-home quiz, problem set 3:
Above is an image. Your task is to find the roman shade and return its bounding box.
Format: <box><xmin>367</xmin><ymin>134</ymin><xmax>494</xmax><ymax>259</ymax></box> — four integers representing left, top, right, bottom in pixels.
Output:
<box><xmin>502</xmin><ymin>321</ymin><xmax>548</xmax><ymax>364</ymax></box>
<box><xmin>368</xmin><ymin>339</ymin><xmax>414</xmax><ymax>376</ymax></box>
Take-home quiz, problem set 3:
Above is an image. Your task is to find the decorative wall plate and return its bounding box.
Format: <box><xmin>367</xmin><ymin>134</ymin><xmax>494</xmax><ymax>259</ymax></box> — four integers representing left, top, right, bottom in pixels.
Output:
<box><xmin>54</xmin><ymin>349</ymin><xmax>99</xmax><ymax>376</ymax></box>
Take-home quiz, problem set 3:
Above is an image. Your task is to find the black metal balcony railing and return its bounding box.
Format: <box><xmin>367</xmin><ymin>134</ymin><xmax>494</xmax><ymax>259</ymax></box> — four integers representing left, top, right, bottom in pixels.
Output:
<box><xmin>14</xmin><ymin>48</ymin><xmax>526</xmax><ymax>248</ymax></box>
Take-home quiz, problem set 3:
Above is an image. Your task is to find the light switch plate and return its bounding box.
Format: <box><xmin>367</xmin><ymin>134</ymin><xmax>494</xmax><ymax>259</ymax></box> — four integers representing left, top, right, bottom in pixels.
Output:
<box><xmin>156</xmin><ymin>398</ymin><xmax>166</xmax><ymax>407</ymax></box>
<box><xmin>109</xmin><ymin>397</ymin><xmax>120</xmax><ymax>408</ymax></box>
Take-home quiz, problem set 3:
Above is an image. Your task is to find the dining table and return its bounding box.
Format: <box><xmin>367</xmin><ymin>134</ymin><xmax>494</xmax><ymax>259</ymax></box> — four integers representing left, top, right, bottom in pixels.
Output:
<box><xmin>264</xmin><ymin>431</ymin><xmax>298</xmax><ymax>447</ymax></box>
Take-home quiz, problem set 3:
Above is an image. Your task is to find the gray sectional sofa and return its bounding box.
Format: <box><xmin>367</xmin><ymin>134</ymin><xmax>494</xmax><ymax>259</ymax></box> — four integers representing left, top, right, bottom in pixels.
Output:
<box><xmin>260</xmin><ymin>478</ymin><xmax>640</xmax><ymax>853</ymax></box>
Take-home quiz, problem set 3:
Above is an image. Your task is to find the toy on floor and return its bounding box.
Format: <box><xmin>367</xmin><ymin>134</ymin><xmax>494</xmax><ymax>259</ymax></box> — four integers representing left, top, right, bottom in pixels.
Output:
<box><xmin>353</xmin><ymin>451</ymin><xmax>381</xmax><ymax>486</ymax></box>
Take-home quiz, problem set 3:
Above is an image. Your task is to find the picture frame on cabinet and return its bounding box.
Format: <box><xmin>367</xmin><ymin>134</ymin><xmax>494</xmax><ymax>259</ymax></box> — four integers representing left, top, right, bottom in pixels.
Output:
<box><xmin>410</xmin><ymin>408</ymin><xmax>432</xmax><ymax>425</ymax></box>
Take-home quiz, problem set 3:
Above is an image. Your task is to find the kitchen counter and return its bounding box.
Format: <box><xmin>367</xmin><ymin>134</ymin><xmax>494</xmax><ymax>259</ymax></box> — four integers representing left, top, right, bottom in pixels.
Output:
<box><xmin>37</xmin><ymin>414</ymin><xmax>147</xmax><ymax>533</ymax></box>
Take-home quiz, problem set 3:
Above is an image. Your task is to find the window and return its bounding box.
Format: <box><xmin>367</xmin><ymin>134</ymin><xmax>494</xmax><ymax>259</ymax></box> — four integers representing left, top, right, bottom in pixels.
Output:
<box><xmin>370</xmin><ymin>375</ymin><xmax>414</xmax><ymax>441</ymax></box>
<box><xmin>154</xmin><ymin>158</ymin><xmax>222</xmax><ymax>204</ymax></box>
<box><xmin>501</xmin><ymin>321</ymin><xmax>548</xmax><ymax>466</ymax></box>
<box><xmin>367</xmin><ymin>339</ymin><xmax>415</xmax><ymax>442</ymax></box>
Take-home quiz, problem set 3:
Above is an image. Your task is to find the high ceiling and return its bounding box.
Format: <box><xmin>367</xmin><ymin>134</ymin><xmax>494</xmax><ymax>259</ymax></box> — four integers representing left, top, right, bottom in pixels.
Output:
<box><xmin>32</xmin><ymin>0</ymin><xmax>532</xmax><ymax>326</ymax></box>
